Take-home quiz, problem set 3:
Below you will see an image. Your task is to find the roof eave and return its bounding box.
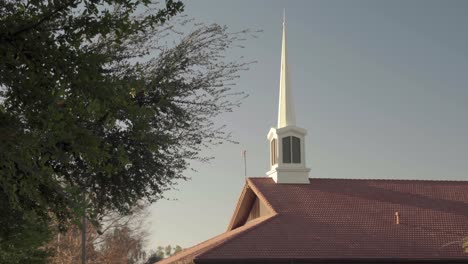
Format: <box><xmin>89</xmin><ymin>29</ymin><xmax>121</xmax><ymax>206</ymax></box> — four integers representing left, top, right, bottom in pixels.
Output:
<box><xmin>196</xmin><ymin>257</ymin><xmax>468</xmax><ymax>264</ymax></box>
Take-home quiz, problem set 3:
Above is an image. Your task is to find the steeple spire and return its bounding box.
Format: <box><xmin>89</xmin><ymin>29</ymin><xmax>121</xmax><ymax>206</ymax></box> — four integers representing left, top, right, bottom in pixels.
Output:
<box><xmin>278</xmin><ymin>10</ymin><xmax>296</xmax><ymax>128</ymax></box>
<box><xmin>267</xmin><ymin>12</ymin><xmax>309</xmax><ymax>184</ymax></box>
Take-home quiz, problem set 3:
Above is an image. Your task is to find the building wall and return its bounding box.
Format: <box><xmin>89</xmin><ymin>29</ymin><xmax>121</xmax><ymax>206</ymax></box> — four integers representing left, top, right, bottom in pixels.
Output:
<box><xmin>246</xmin><ymin>197</ymin><xmax>270</xmax><ymax>222</ymax></box>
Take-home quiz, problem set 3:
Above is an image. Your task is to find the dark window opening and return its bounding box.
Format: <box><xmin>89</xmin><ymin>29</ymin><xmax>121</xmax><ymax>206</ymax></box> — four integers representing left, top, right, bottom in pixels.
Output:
<box><xmin>282</xmin><ymin>136</ymin><xmax>301</xmax><ymax>164</ymax></box>
<box><xmin>292</xmin><ymin>136</ymin><xmax>301</xmax><ymax>163</ymax></box>
<box><xmin>282</xmin><ymin>136</ymin><xmax>291</xmax><ymax>163</ymax></box>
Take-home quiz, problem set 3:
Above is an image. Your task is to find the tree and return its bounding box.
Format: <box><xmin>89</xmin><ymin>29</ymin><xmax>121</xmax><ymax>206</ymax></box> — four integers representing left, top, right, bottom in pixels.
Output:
<box><xmin>173</xmin><ymin>245</ymin><xmax>182</xmax><ymax>255</ymax></box>
<box><xmin>1</xmin><ymin>0</ymin><xmax>184</xmax><ymax>221</ymax></box>
<box><xmin>155</xmin><ymin>246</ymin><xmax>165</xmax><ymax>259</ymax></box>
<box><xmin>146</xmin><ymin>244</ymin><xmax>183</xmax><ymax>261</ymax></box>
<box><xmin>1</xmin><ymin>0</ymin><xmax>252</xmax><ymax>258</ymax></box>
<box><xmin>0</xmin><ymin>190</ymin><xmax>51</xmax><ymax>264</ymax></box>
<box><xmin>0</xmin><ymin>1</ymin><xmax>184</xmax><ymax>260</ymax></box>
<box><xmin>47</xmin><ymin>205</ymin><xmax>149</xmax><ymax>264</ymax></box>
<box><xmin>164</xmin><ymin>245</ymin><xmax>172</xmax><ymax>258</ymax></box>
<box><xmin>145</xmin><ymin>253</ymin><xmax>162</xmax><ymax>264</ymax></box>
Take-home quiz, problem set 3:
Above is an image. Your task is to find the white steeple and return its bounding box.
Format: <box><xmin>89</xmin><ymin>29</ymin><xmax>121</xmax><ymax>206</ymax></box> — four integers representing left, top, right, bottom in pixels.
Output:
<box><xmin>266</xmin><ymin>12</ymin><xmax>310</xmax><ymax>184</ymax></box>
<box><xmin>277</xmin><ymin>12</ymin><xmax>296</xmax><ymax>128</ymax></box>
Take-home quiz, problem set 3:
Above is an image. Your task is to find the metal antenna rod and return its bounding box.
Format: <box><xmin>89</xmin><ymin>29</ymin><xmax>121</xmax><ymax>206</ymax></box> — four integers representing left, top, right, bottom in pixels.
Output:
<box><xmin>243</xmin><ymin>150</ymin><xmax>247</xmax><ymax>178</ymax></box>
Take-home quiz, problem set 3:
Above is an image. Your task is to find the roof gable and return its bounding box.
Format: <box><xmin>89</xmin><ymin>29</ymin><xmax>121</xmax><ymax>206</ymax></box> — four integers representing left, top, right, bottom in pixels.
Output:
<box><xmin>226</xmin><ymin>179</ymin><xmax>276</xmax><ymax>231</ymax></box>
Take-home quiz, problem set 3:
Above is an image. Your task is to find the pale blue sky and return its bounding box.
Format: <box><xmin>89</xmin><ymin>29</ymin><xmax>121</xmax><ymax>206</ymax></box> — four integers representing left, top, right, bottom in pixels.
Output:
<box><xmin>146</xmin><ymin>0</ymin><xmax>468</xmax><ymax>249</ymax></box>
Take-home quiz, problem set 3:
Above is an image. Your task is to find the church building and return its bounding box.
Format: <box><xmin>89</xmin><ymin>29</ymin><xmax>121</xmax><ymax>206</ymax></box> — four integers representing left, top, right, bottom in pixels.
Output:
<box><xmin>157</xmin><ymin>17</ymin><xmax>468</xmax><ymax>264</ymax></box>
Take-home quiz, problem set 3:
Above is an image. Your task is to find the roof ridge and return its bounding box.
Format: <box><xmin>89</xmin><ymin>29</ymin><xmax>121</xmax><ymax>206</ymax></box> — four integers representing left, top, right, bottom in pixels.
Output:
<box><xmin>246</xmin><ymin>178</ymin><xmax>278</xmax><ymax>214</ymax></box>
<box><xmin>310</xmin><ymin>178</ymin><xmax>468</xmax><ymax>183</ymax></box>
<box><xmin>247</xmin><ymin>177</ymin><xmax>468</xmax><ymax>183</ymax></box>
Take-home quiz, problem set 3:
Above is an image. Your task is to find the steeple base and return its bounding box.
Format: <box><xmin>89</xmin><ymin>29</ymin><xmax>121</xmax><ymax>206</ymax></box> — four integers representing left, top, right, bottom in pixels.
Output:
<box><xmin>267</xmin><ymin>167</ymin><xmax>310</xmax><ymax>184</ymax></box>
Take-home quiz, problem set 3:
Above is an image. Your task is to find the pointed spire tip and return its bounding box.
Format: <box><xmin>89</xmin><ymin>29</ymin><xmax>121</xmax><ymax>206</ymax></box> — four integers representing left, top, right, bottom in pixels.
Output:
<box><xmin>277</xmin><ymin>9</ymin><xmax>295</xmax><ymax>128</ymax></box>
<box><xmin>283</xmin><ymin>9</ymin><xmax>286</xmax><ymax>25</ymax></box>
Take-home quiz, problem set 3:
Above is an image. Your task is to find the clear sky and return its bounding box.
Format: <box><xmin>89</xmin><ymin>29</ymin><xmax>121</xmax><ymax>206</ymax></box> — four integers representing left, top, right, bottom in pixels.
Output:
<box><xmin>145</xmin><ymin>0</ymin><xmax>468</xmax><ymax>250</ymax></box>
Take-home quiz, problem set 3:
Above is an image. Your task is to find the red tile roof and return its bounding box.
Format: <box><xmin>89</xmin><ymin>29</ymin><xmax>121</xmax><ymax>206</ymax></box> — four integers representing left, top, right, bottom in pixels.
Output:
<box><xmin>158</xmin><ymin>177</ymin><xmax>468</xmax><ymax>263</ymax></box>
<box><xmin>156</xmin><ymin>214</ymin><xmax>273</xmax><ymax>264</ymax></box>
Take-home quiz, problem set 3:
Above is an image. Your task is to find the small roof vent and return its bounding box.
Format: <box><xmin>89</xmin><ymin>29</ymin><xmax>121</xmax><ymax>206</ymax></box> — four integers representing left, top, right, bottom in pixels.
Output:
<box><xmin>395</xmin><ymin>211</ymin><xmax>400</xmax><ymax>225</ymax></box>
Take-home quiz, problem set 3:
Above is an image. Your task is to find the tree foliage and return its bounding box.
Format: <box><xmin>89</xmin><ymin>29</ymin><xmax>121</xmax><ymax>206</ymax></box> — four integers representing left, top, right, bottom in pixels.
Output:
<box><xmin>0</xmin><ymin>190</ymin><xmax>51</xmax><ymax>264</ymax></box>
<box><xmin>1</xmin><ymin>0</ymin><xmax>253</xmax><ymax>261</ymax></box>
<box><xmin>1</xmin><ymin>0</ymin><xmax>250</xmax><ymax>224</ymax></box>
<box><xmin>146</xmin><ymin>244</ymin><xmax>182</xmax><ymax>263</ymax></box>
